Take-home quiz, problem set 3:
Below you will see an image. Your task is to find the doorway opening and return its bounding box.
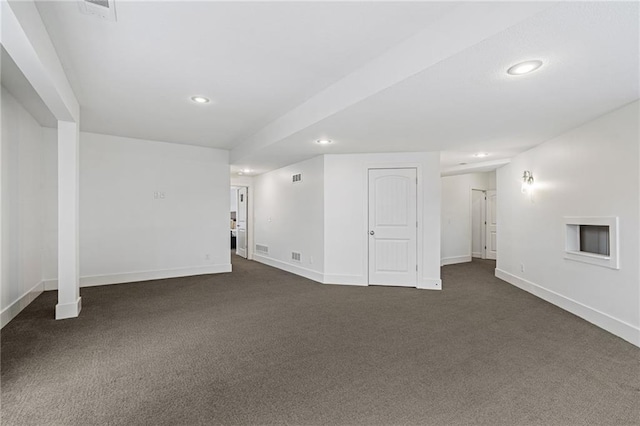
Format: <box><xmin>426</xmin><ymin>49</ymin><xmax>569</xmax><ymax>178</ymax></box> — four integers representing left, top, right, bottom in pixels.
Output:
<box><xmin>471</xmin><ymin>189</ymin><xmax>486</xmax><ymax>259</ymax></box>
<box><xmin>230</xmin><ymin>186</ymin><xmax>248</xmax><ymax>259</ymax></box>
<box><xmin>471</xmin><ymin>189</ymin><xmax>497</xmax><ymax>260</ymax></box>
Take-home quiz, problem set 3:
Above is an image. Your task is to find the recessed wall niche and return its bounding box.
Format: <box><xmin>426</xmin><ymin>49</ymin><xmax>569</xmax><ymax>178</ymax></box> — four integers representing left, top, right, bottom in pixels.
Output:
<box><xmin>564</xmin><ymin>217</ymin><xmax>619</xmax><ymax>269</ymax></box>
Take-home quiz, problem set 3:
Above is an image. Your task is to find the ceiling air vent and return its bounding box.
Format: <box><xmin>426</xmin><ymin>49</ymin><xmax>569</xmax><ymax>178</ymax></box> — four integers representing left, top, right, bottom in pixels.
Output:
<box><xmin>292</xmin><ymin>173</ymin><xmax>302</xmax><ymax>183</ymax></box>
<box><xmin>78</xmin><ymin>0</ymin><xmax>117</xmax><ymax>22</ymax></box>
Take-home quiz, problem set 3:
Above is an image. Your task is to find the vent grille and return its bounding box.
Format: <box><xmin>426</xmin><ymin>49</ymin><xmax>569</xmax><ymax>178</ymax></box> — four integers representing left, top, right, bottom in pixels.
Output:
<box><xmin>78</xmin><ymin>0</ymin><xmax>117</xmax><ymax>21</ymax></box>
<box><xmin>291</xmin><ymin>252</ymin><xmax>301</xmax><ymax>262</ymax></box>
<box><xmin>86</xmin><ymin>0</ymin><xmax>110</xmax><ymax>8</ymax></box>
<box><xmin>255</xmin><ymin>244</ymin><xmax>269</xmax><ymax>254</ymax></box>
<box><xmin>292</xmin><ymin>173</ymin><xmax>302</xmax><ymax>183</ymax></box>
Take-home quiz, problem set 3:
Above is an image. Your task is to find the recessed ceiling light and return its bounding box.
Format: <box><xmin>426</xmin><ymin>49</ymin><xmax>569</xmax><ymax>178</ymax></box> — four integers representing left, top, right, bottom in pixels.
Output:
<box><xmin>507</xmin><ymin>60</ymin><xmax>543</xmax><ymax>76</ymax></box>
<box><xmin>242</xmin><ymin>169</ymin><xmax>252</xmax><ymax>173</ymax></box>
<box><xmin>316</xmin><ymin>139</ymin><xmax>333</xmax><ymax>145</ymax></box>
<box><xmin>190</xmin><ymin>96</ymin><xmax>210</xmax><ymax>104</ymax></box>
<box><xmin>473</xmin><ymin>152</ymin><xmax>489</xmax><ymax>158</ymax></box>
<box><xmin>237</xmin><ymin>172</ymin><xmax>243</xmax><ymax>175</ymax></box>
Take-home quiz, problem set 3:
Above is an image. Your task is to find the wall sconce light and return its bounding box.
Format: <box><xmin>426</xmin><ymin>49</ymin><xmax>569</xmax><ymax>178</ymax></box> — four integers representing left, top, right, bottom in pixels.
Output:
<box><xmin>521</xmin><ymin>170</ymin><xmax>534</xmax><ymax>193</ymax></box>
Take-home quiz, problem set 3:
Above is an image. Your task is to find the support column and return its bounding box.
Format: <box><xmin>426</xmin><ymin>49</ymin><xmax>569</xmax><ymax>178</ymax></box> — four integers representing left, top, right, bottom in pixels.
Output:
<box><xmin>56</xmin><ymin>121</ymin><xmax>81</xmax><ymax>319</ymax></box>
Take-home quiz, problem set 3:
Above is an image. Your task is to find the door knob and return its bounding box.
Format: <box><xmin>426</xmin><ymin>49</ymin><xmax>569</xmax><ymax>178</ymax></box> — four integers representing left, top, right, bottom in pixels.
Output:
<box><xmin>369</xmin><ymin>230</ymin><xmax>375</xmax><ymax>235</ymax></box>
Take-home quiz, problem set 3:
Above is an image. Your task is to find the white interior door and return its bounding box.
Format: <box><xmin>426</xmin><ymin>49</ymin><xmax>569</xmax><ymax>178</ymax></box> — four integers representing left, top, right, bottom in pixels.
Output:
<box><xmin>471</xmin><ymin>190</ymin><xmax>486</xmax><ymax>259</ymax></box>
<box><xmin>236</xmin><ymin>187</ymin><xmax>247</xmax><ymax>258</ymax></box>
<box><xmin>486</xmin><ymin>190</ymin><xmax>497</xmax><ymax>260</ymax></box>
<box><xmin>368</xmin><ymin>168</ymin><xmax>417</xmax><ymax>287</ymax></box>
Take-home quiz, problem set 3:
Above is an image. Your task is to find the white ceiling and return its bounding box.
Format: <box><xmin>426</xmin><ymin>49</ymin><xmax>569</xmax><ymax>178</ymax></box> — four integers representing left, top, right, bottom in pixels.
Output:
<box><xmin>30</xmin><ymin>1</ymin><xmax>640</xmax><ymax>174</ymax></box>
<box><xmin>231</xmin><ymin>2</ymin><xmax>640</xmax><ymax>173</ymax></box>
<box><xmin>35</xmin><ymin>1</ymin><xmax>455</xmax><ymax>146</ymax></box>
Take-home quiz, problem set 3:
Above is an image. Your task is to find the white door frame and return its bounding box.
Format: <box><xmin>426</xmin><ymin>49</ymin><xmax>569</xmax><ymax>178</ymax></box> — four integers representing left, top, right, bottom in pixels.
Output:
<box><xmin>366</xmin><ymin>166</ymin><xmax>421</xmax><ymax>287</ymax></box>
<box><xmin>486</xmin><ymin>190</ymin><xmax>497</xmax><ymax>260</ymax></box>
<box><xmin>236</xmin><ymin>187</ymin><xmax>248</xmax><ymax>258</ymax></box>
<box><xmin>470</xmin><ymin>189</ymin><xmax>487</xmax><ymax>259</ymax></box>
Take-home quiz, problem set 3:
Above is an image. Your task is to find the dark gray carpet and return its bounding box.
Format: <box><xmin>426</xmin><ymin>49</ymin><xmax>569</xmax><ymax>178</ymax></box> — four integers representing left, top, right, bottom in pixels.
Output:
<box><xmin>2</xmin><ymin>256</ymin><xmax>639</xmax><ymax>425</ymax></box>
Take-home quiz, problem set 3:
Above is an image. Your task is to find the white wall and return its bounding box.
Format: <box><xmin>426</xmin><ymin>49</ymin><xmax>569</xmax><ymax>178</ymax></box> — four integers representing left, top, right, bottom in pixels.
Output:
<box><xmin>324</xmin><ymin>152</ymin><xmax>441</xmax><ymax>288</ymax></box>
<box><xmin>0</xmin><ymin>88</ymin><xmax>51</xmax><ymax>326</ymax></box>
<box><xmin>42</xmin><ymin>128</ymin><xmax>57</xmax><ymax>279</ymax></box>
<box><xmin>252</xmin><ymin>156</ymin><xmax>325</xmax><ymax>281</ymax></box>
<box><xmin>441</xmin><ymin>171</ymin><xmax>495</xmax><ymax>265</ymax></box>
<box><xmin>230</xmin><ymin>175</ymin><xmax>254</xmax><ymax>187</ymax></box>
<box><xmin>44</xmin><ymin>132</ymin><xmax>231</xmax><ymax>287</ymax></box>
<box><xmin>496</xmin><ymin>101</ymin><xmax>639</xmax><ymax>346</ymax></box>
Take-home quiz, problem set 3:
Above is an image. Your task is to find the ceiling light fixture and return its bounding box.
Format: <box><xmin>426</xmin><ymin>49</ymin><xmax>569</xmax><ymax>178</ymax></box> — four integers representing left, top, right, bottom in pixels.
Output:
<box><xmin>242</xmin><ymin>169</ymin><xmax>252</xmax><ymax>173</ymax></box>
<box><xmin>473</xmin><ymin>152</ymin><xmax>489</xmax><ymax>158</ymax></box>
<box><xmin>190</xmin><ymin>96</ymin><xmax>210</xmax><ymax>104</ymax></box>
<box><xmin>316</xmin><ymin>139</ymin><xmax>333</xmax><ymax>145</ymax></box>
<box><xmin>507</xmin><ymin>60</ymin><xmax>543</xmax><ymax>76</ymax></box>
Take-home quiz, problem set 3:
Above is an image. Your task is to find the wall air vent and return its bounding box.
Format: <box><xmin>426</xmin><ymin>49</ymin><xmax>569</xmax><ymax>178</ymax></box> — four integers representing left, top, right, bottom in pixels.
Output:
<box><xmin>291</xmin><ymin>252</ymin><xmax>301</xmax><ymax>262</ymax></box>
<box><xmin>255</xmin><ymin>244</ymin><xmax>269</xmax><ymax>254</ymax></box>
<box><xmin>292</xmin><ymin>173</ymin><xmax>302</xmax><ymax>183</ymax></box>
<box><xmin>78</xmin><ymin>0</ymin><xmax>117</xmax><ymax>22</ymax></box>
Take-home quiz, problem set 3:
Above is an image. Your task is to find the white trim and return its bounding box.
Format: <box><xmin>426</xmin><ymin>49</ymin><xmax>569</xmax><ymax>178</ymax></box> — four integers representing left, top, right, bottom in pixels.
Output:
<box><xmin>418</xmin><ymin>277</ymin><xmax>442</xmax><ymax>290</ymax></box>
<box><xmin>55</xmin><ymin>297</ymin><xmax>81</xmax><ymax>320</ymax></box>
<box><xmin>1</xmin><ymin>281</ymin><xmax>44</xmax><ymax>328</ymax></box>
<box><xmin>441</xmin><ymin>255</ymin><xmax>472</xmax><ymax>266</ymax></box>
<box><xmin>43</xmin><ymin>264</ymin><xmax>232</xmax><ymax>290</ymax></box>
<box><xmin>495</xmin><ymin>268</ymin><xmax>639</xmax><ymax>347</ymax></box>
<box><xmin>253</xmin><ymin>254</ymin><xmax>324</xmax><ymax>283</ymax></box>
<box><xmin>322</xmin><ymin>274</ymin><xmax>367</xmax><ymax>286</ymax></box>
<box><xmin>44</xmin><ymin>280</ymin><xmax>57</xmax><ymax>291</ymax></box>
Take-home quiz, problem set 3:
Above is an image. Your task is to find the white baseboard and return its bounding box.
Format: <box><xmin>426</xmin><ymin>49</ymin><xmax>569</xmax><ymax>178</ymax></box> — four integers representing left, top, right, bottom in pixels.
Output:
<box><xmin>322</xmin><ymin>274</ymin><xmax>367</xmax><ymax>286</ymax></box>
<box><xmin>1</xmin><ymin>281</ymin><xmax>44</xmax><ymax>328</ymax></box>
<box><xmin>253</xmin><ymin>257</ymin><xmax>442</xmax><ymax>290</ymax></box>
<box><xmin>43</xmin><ymin>264</ymin><xmax>232</xmax><ymax>290</ymax></box>
<box><xmin>253</xmin><ymin>254</ymin><xmax>324</xmax><ymax>283</ymax></box>
<box><xmin>441</xmin><ymin>255</ymin><xmax>472</xmax><ymax>266</ymax></box>
<box><xmin>495</xmin><ymin>268</ymin><xmax>639</xmax><ymax>348</ymax></box>
<box><xmin>56</xmin><ymin>297</ymin><xmax>82</xmax><ymax>320</ymax></box>
<box><xmin>418</xmin><ymin>277</ymin><xmax>442</xmax><ymax>290</ymax></box>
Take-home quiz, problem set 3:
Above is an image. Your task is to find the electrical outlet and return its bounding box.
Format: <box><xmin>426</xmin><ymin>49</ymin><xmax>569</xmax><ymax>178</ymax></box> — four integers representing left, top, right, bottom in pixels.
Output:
<box><xmin>205</xmin><ymin>254</ymin><xmax>210</xmax><ymax>260</ymax></box>
<box><xmin>520</xmin><ymin>263</ymin><xmax>525</xmax><ymax>273</ymax></box>
<box><xmin>309</xmin><ymin>256</ymin><xmax>313</xmax><ymax>264</ymax></box>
